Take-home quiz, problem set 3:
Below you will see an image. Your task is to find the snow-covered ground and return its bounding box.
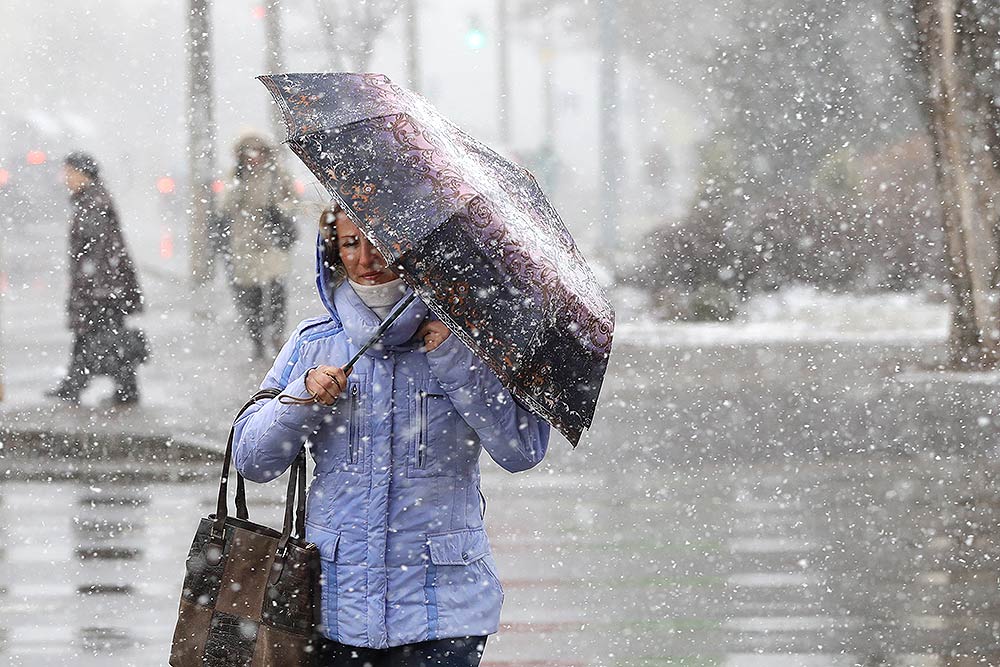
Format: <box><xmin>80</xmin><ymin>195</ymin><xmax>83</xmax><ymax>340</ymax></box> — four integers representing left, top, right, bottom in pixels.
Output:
<box><xmin>615</xmin><ymin>285</ymin><xmax>949</xmax><ymax>346</ymax></box>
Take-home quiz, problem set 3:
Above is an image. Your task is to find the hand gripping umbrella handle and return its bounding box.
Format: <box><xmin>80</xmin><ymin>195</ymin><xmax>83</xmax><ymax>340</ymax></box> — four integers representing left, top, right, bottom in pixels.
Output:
<box><xmin>278</xmin><ymin>292</ymin><xmax>418</xmax><ymax>405</ymax></box>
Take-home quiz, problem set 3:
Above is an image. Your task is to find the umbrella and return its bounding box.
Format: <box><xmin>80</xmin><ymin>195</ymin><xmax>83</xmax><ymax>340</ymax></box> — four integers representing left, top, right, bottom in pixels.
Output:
<box><xmin>259</xmin><ymin>72</ymin><xmax>614</xmax><ymax>446</ymax></box>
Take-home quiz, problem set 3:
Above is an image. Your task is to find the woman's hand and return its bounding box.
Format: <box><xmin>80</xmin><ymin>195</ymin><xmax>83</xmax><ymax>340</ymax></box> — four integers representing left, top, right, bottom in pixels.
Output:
<box><xmin>305</xmin><ymin>365</ymin><xmax>352</xmax><ymax>405</ymax></box>
<box><xmin>416</xmin><ymin>320</ymin><xmax>452</xmax><ymax>353</ymax></box>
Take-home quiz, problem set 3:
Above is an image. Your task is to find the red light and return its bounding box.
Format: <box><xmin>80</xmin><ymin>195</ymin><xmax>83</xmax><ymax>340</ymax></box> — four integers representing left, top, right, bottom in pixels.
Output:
<box><xmin>211</xmin><ymin>179</ymin><xmax>225</xmax><ymax>194</ymax></box>
<box><xmin>251</xmin><ymin>6</ymin><xmax>266</xmax><ymax>19</ymax></box>
<box><xmin>160</xmin><ymin>228</ymin><xmax>174</xmax><ymax>259</ymax></box>
<box><xmin>293</xmin><ymin>179</ymin><xmax>306</xmax><ymax>195</ymax></box>
<box><xmin>26</xmin><ymin>150</ymin><xmax>46</xmax><ymax>166</ymax></box>
<box><xmin>157</xmin><ymin>176</ymin><xmax>176</xmax><ymax>194</ymax></box>
<box><xmin>0</xmin><ymin>169</ymin><xmax>9</xmax><ymax>187</ymax></box>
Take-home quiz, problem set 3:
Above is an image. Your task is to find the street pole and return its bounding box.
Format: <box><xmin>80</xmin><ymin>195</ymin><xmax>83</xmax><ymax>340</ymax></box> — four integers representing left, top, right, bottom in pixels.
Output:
<box><xmin>187</xmin><ymin>0</ymin><xmax>217</xmax><ymax>289</ymax></box>
<box><xmin>406</xmin><ymin>0</ymin><xmax>421</xmax><ymax>93</ymax></box>
<box><xmin>541</xmin><ymin>13</ymin><xmax>555</xmax><ymax>149</ymax></box>
<box><xmin>598</xmin><ymin>0</ymin><xmax>623</xmax><ymax>258</ymax></box>
<box><xmin>497</xmin><ymin>0</ymin><xmax>511</xmax><ymax>145</ymax></box>
<box><xmin>0</xmin><ymin>232</ymin><xmax>4</xmax><ymax>402</ymax></box>
<box><xmin>264</xmin><ymin>1</ymin><xmax>287</xmax><ymax>145</ymax></box>
<box><xmin>539</xmin><ymin>11</ymin><xmax>557</xmax><ymax>194</ymax></box>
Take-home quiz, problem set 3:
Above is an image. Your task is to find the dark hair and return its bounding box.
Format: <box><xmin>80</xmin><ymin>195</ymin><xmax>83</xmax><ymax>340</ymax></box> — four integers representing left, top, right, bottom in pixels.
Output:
<box><xmin>320</xmin><ymin>204</ymin><xmax>347</xmax><ymax>285</ymax></box>
<box><xmin>64</xmin><ymin>151</ymin><xmax>100</xmax><ymax>179</ymax></box>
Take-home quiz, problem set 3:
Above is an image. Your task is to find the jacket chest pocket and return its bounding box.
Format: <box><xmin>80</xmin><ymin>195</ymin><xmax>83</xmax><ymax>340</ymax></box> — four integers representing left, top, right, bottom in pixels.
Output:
<box><xmin>407</xmin><ymin>379</ymin><xmax>460</xmax><ymax>478</ymax></box>
<box><xmin>313</xmin><ymin>380</ymin><xmax>365</xmax><ymax>473</ymax></box>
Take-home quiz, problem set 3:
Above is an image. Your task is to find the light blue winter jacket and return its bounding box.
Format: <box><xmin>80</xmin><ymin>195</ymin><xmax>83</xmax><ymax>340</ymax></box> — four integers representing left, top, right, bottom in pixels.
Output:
<box><xmin>232</xmin><ymin>246</ymin><xmax>550</xmax><ymax>648</ymax></box>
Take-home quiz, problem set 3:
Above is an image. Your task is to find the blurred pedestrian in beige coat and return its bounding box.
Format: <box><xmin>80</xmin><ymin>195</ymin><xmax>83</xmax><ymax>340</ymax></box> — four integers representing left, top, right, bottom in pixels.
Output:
<box><xmin>219</xmin><ymin>134</ymin><xmax>298</xmax><ymax>358</ymax></box>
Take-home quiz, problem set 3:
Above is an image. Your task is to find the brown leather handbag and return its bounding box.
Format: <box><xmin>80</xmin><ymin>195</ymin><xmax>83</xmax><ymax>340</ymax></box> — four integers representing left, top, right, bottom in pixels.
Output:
<box><xmin>170</xmin><ymin>389</ymin><xmax>320</xmax><ymax>666</ymax></box>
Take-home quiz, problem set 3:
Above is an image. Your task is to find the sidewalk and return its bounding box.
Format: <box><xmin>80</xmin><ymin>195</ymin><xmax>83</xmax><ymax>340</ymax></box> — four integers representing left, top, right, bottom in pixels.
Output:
<box><xmin>0</xmin><ymin>220</ymin><xmax>602</xmax><ymax>666</ymax></box>
<box><xmin>0</xmin><ymin>227</ymin><xmax>326</xmax><ymax>452</ymax></box>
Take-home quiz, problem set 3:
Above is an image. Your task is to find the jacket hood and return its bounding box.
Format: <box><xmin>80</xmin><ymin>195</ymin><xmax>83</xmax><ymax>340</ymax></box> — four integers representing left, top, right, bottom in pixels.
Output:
<box><xmin>315</xmin><ymin>233</ymin><xmax>342</xmax><ymax>326</ymax></box>
<box><xmin>315</xmin><ymin>233</ymin><xmax>428</xmax><ymax>354</ymax></box>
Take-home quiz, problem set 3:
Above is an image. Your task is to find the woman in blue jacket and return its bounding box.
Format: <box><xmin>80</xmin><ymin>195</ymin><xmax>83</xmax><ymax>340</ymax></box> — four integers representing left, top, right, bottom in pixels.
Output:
<box><xmin>233</xmin><ymin>205</ymin><xmax>550</xmax><ymax>665</ymax></box>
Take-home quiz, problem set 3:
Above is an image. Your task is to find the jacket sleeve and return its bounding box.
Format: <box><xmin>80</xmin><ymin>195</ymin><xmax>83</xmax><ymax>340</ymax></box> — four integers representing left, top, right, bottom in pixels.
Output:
<box><xmin>426</xmin><ymin>334</ymin><xmax>550</xmax><ymax>473</ymax></box>
<box><xmin>232</xmin><ymin>330</ymin><xmax>330</xmax><ymax>482</ymax></box>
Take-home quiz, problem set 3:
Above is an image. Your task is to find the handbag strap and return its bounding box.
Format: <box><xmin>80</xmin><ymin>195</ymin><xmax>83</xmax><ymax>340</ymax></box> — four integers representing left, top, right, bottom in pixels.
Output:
<box><xmin>277</xmin><ymin>449</ymin><xmax>306</xmax><ymax>551</ymax></box>
<box><xmin>214</xmin><ymin>386</ymin><xmax>311</xmax><ymax>580</ymax></box>
<box><xmin>213</xmin><ymin>387</ymin><xmax>282</xmax><ymax>538</ymax></box>
<box><xmin>267</xmin><ymin>446</ymin><xmax>308</xmax><ymax>586</ymax></box>
<box><xmin>288</xmin><ymin>446</ymin><xmax>306</xmax><ymax>539</ymax></box>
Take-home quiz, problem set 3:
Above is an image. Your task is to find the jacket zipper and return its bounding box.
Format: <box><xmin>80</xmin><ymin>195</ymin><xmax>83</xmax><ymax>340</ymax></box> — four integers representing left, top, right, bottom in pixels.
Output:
<box><xmin>349</xmin><ymin>384</ymin><xmax>360</xmax><ymax>464</ymax></box>
<box><xmin>416</xmin><ymin>390</ymin><xmax>445</xmax><ymax>469</ymax></box>
<box><xmin>416</xmin><ymin>390</ymin><xmax>427</xmax><ymax>468</ymax></box>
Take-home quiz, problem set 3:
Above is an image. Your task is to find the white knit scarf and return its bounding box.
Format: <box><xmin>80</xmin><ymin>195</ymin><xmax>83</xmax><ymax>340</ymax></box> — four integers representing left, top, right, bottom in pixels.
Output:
<box><xmin>349</xmin><ymin>277</ymin><xmax>408</xmax><ymax>320</ymax></box>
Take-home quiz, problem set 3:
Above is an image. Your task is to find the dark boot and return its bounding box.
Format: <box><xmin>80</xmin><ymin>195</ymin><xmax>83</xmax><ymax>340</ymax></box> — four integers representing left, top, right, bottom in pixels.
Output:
<box><xmin>44</xmin><ymin>383</ymin><xmax>81</xmax><ymax>405</ymax></box>
<box><xmin>111</xmin><ymin>384</ymin><xmax>140</xmax><ymax>406</ymax></box>
<box><xmin>107</xmin><ymin>366</ymin><xmax>140</xmax><ymax>407</ymax></box>
<box><xmin>47</xmin><ymin>334</ymin><xmax>90</xmax><ymax>404</ymax></box>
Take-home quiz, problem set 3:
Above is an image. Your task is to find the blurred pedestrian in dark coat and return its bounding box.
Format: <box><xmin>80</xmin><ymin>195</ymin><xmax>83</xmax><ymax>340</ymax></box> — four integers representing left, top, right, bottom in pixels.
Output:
<box><xmin>46</xmin><ymin>152</ymin><xmax>146</xmax><ymax>406</ymax></box>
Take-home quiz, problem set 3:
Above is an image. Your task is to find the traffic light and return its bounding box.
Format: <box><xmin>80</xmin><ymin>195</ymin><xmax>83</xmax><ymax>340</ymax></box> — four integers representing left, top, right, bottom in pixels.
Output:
<box><xmin>156</xmin><ymin>176</ymin><xmax>176</xmax><ymax>194</ymax></box>
<box><xmin>465</xmin><ymin>20</ymin><xmax>485</xmax><ymax>50</ymax></box>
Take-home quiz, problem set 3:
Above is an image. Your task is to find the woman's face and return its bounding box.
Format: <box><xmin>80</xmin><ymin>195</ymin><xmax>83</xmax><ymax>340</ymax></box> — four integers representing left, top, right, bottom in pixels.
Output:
<box><xmin>334</xmin><ymin>211</ymin><xmax>399</xmax><ymax>285</ymax></box>
<box><xmin>241</xmin><ymin>147</ymin><xmax>265</xmax><ymax>170</ymax></box>
<box><xmin>63</xmin><ymin>165</ymin><xmax>91</xmax><ymax>194</ymax></box>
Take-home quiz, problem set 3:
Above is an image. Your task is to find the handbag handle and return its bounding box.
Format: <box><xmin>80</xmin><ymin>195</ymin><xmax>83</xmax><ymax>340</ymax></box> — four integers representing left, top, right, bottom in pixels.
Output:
<box><xmin>269</xmin><ymin>447</ymin><xmax>308</xmax><ymax>585</ymax></box>
<box><xmin>213</xmin><ymin>388</ymin><xmax>308</xmax><ymax>546</ymax></box>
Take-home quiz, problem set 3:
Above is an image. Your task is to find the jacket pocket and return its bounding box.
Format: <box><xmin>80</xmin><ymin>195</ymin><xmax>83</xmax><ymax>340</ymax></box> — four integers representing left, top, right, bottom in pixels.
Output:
<box><xmin>427</xmin><ymin>528</ymin><xmax>491</xmax><ymax>565</ymax></box>
<box><xmin>347</xmin><ymin>383</ymin><xmax>362</xmax><ymax>465</ymax></box>
<box><xmin>424</xmin><ymin>528</ymin><xmax>503</xmax><ymax>638</ymax></box>
<box><xmin>305</xmin><ymin>522</ymin><xmax>341</xmax><ymax>640</ymax></box>
<box><xmin>416</xmin><ymin>389</ymin><xmax>445</xmax><ymax>470</ymax></box>
<box><xmin>313</xmin><ymin>380</ymin><xmax>365</xmax><ymax>473</ymax></box>
<box><xmin>408</xmin><ymin>378</ymin><xmax>458</xmax><ymax>478</ymax></box>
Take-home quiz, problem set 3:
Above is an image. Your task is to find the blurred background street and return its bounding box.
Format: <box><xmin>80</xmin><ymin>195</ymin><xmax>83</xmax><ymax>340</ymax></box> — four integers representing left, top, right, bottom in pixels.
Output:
<box><xmin>5</xmin><ymin>1</ymin><xmax>1000</xmax><ymax>666</ymax></box>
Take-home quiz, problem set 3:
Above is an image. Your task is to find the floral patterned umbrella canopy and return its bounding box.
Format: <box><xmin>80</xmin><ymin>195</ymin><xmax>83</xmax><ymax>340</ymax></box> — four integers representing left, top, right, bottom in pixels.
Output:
<box><xmin>259</xmin><ymin>72</ymin><xmax>614</xmax><ymax>446</ymax></box>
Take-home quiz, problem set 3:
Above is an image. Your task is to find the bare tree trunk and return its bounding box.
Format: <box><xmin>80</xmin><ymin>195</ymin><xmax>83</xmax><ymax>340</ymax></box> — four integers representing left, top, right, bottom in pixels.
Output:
<box><xmin>314</xmin><ymin>0</ymin><xmax>342</xmax><ymax>70</ymax></box>
<box><xmin>187</xmin><ymin>0</ymin><xmax>217</xmax><ymax>288</ymax></box>
<box><xmin>311</xmin><ymin>0</ymin><xmax>395</xmax><ymax>72</ymax></box>
<box><xmin>0</xmin><ymin>232</ymin><xmax>4</xmax><ymax>401</ymax></box>
<box><xmin>406</xmin><ymin>0</ymin><xmax>420</xmax><ymax>92</ymax></box>
<box><xmin>353</xmin><ymin>3</ymin><xmax>379</xmax><ymax>72</ymax></box>
<box><xmin>598</xmin><ymin>0</ymin><xmax>623</xmax><ymax>257</ymax></box>
<box><xmin>912</xmin><ymin>0</ymin><xmax>1000</xmax><ymax>367</ymax></box>
<box><xmin>497</xmin><ymin>0</ymin><xmax>511</xmax><ymax>145</ymax></box>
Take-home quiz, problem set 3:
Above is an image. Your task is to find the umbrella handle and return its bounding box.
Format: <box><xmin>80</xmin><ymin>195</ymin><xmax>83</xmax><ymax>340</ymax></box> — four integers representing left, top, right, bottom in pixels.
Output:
<box><xmin>343</xmin><ymin>291</ymin><xmax>418</xmax><ymax>374</ymax></box>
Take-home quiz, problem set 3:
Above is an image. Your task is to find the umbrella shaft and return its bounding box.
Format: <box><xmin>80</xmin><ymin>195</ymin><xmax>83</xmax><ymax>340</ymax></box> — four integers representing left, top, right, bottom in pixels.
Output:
<box><xmin>344</xmin><ymin>292</ymin><xmax>418</xmax><ymax>374</ymax></box>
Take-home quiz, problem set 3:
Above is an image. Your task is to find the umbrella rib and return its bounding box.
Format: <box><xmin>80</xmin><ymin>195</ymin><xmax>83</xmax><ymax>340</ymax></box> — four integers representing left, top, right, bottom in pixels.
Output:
<box><xmin>259</xmin><ymin>75</ymin><xmax>409</xmax><ymax>143</ymax></box>
<box><xmin>291</xmin><ymin>113</ymin><xmax>411</xmax><ymax>143</ymax></box>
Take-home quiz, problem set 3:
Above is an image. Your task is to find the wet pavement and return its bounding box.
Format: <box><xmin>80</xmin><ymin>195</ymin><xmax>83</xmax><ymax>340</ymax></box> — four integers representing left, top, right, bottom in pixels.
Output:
<box><xmin>5</xmin><ymin>332</ymin><xmax>1000</xmax><ymax>665</ymax></box>
<box><xmin>6</xmin><ymin>221</ymin><xmax>1000</xmax><ymax>664</ymax></box>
